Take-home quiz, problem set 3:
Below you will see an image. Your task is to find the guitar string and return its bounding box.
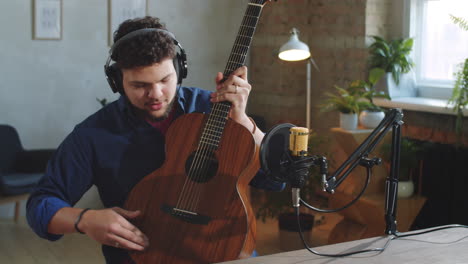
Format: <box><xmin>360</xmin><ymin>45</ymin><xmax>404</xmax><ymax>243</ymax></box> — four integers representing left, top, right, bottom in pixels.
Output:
<box><xmin>187</xmin><ymin>8</ymin><xmax>258</xmax><ymax>212</ymax></box>
<box><xmin>189</xmin><ymin>6</ymin><xmax>262</xmax><ymax>212</ymax></box>
<box><xmin>182</xmin><ymin>106</ymin><xmax>225</xmax><ymax>212</ymax></box>
<box><xmin>175</xmin><ymin>95</ymin><xmax>228</xmax><ymax>210</ymax></box>
<box><xmin>188</xmin><ymin>6</ymin><xmax>261</xmax><ymax>212</ymax></box>
<box><xmin>187</xmin><ymin>5</ymin><xmax>261</xmax><ymax>212</ymax></box>
<box><xmin>175</xmin><ymin>4</ymin><xmax>262</xmax><ymax>213</ymax></box>
<box><xmin>180</xmin><ymin>13</ymin><xmax>250</xmax><ymax>212</ymax></box>
<box><xmin>181</xmin><ymin>8</ymin><xmax>254</xmax><ymax>212</ymax></box>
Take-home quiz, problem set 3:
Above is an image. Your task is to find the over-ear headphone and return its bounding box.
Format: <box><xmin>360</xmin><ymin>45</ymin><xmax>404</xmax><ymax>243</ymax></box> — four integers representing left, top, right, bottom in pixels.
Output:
<box><xmin>104</xmin><ymin>28</ymin><xmax>188</xmax><ymax>94</ymax></box>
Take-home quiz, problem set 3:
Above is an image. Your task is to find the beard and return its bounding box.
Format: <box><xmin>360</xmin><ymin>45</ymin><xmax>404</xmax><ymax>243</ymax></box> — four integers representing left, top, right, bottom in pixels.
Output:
<box><xmin>132</xmin><ymin>95</ymin><xmax>177</xmax><ymax>122</ymax></box>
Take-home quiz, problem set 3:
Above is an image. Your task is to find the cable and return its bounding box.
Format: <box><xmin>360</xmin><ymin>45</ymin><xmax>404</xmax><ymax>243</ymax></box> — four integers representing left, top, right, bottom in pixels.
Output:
<box><xmin>300</xmin><ymin>167</ymin><xmax>372</xmax><ymax>213</ymax></box>
<box><xmin>294</xmin><ymin>207</ymin><xmax>394</xmax><ymax>257</ymax></box>
<box><xmin>394</xmin><ymin>224</ymin><xmax>468</xmax><ymax>239</ymax></box>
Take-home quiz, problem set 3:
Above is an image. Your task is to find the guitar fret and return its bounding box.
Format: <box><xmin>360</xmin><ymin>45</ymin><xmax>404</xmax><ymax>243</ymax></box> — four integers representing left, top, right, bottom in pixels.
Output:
<box><xmin>210</xmin><ymin>120</ymin><xmax>226</xmax><ymax>128</ymax></box>
<box><xmin>201</xmin><ymin>133</ymin><xmax>220</xmax><ymax>140</ymax></box>
<box><xmin>199</xmin><ymin>140</ymin><xmax>218</xmax><ymax>148</ymax></box>
<box><xmin>209</xmin><ymin>119</ymin><xmax>227</xmax><ymax>126</ymax></box>
<box><xmin>200</xmin><ymin>137</ymin><xmax>219</xmax><ymax>145</ymax></box>
<box><xmin>205</xmin><ymin>119</ymin><xmax>226</xmax><ymax>128</ymax></box>
<box><xmin>228</xmin><ymin>56</ymin><xmax>246</xmax><ymax>65</ymax></box>
<box><xmin>230</xmin><ymin>53</ymin><xmax>247</xmax><ymax>59</ymax></box>
<box><xmin>244</xmin><ymin>14</ymin><xmax>260</xmax><ymax>19</ymax></box>
<box><xmin>201</xmin><ymin>2</ymin><xmax>264</xmax><ymax>151</ymax></box>
<box><xmin>205</xmin><ymin>121</ymin><xmax>224</xmax><ymax>129</ymax></box>
<box><xmin>239</xmin><ymin>26</ymin><xmax>256</xmax><ymax>36</ymax></box>
<box><xmin>225</xmin><ymin>66</ymin><xmax>242</xmax><ymax>74</ymax></box>
<box><xmin>211</xmin><ymin>105</ymin><xmax>230</xmax><ymax>115</ymax></box>
<box><xmin>211</xmin><ymin>112</ymin><xmax>227</xmax><ymax>119</ymax></box>
<box><xmin>202</xmin><ymin>134</ymin><xmax>222</xmax><ymax>142</ymax></box>
<box><xmin>248</xmin><ymin>3</ymin><xmax>263</xmax><ymax>7</ymax></box>
<box><xmin>204</xmin><ymin>128</ymin><xmax>223</xmax><ymax>136</ymax></box>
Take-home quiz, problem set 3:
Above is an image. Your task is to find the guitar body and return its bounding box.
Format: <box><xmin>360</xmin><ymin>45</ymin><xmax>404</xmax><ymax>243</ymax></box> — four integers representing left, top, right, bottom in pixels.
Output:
<box><xmin>124</xmin><ymin>113</ymin><xmax>258</xmax><ymax>263</ymax></box>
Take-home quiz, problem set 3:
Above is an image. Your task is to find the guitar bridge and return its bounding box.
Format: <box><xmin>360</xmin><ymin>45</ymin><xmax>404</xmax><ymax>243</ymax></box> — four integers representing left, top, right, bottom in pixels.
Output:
<box><xmin>161</xmin><ymin>204</ymin><xmax>211</xmax><ymax>225</ymax></box>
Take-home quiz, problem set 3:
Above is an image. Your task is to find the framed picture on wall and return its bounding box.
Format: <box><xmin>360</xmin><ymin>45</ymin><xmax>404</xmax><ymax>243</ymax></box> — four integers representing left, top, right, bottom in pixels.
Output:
<box><xmin>33</xmin><ymin>0</ymin><xmax>62</xmax><ymax>40</ymax></box>
<box><xmin>108</xmin><ymin>0</ymin><xmax>148</xmax><ymax>46</ymax></box>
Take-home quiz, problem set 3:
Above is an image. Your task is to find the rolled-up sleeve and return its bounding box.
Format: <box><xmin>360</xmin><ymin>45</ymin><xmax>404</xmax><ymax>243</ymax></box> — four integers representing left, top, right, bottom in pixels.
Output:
<box><xmin>26</xmin><ymin>128</ymin><xmax>94</xmax><ymax>241</ymax></box>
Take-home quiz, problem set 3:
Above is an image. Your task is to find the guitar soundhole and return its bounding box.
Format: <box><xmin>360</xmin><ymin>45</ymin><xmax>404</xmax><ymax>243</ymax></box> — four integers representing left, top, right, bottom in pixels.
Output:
<box><xmin>185</xmin><ymin>151</ymin><xmax>218</xmax><ymax>183</ymax></box>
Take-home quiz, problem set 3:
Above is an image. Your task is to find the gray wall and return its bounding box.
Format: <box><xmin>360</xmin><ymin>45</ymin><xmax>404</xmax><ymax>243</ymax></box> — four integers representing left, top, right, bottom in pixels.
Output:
<box><xmin>0</xmin><ymin>0</ymin><xmax>248</xmax><ymax>149</ymax></box>
<box><xmin>0</xmin><ymin>0</ymin><xmax>249</xmax><ymax>217</ymax></box>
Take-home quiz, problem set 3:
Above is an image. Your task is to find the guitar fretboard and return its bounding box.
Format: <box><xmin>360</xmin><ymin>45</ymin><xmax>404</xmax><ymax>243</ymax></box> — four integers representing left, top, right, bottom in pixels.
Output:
<box><xmin>200</xmin><ymin>1</ymin><xmax>265</xmax><ymax>150</ymax></box>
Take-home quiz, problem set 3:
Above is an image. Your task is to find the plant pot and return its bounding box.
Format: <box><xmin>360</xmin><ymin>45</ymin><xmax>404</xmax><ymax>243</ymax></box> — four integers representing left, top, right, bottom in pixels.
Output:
<box><xmin>359</xmin><ymin>110</ymin><xmax>385</xmax><ymax>129</ymax></box>
<box><xmin>339</xmin><ymin>113</ymin><xmax>358</xmax><ymax>130</ymax></box>
<box><xmin>374</xmin><ymin>72</ymin><xmax>417</xmax><ymax>98</ymax></box>
<box><xmin>398</xmin><ymin>180</ymin><xmax>414</xmax><ymax>198</ymax></box>
<box><xmin>278</xmin><ymin>213</ymin><xmax>314</xmax><ymax>251</ymax></box>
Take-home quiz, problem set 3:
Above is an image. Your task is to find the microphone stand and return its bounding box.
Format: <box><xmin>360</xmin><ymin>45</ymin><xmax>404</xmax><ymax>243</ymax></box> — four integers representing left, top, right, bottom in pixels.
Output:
<box><xmin>323</xmin><ymin>108</ymin><xmax>404</xmax><ymax>235</ymax></box>
<box><xmin>287</xmin><ymin>108</ymin><xmax>404</xmax><ymax>235</ymax></box>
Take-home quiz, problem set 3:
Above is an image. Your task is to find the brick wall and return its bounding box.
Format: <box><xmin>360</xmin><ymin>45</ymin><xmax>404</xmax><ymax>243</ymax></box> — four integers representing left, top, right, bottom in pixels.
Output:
<box><xmin>365</xmin><ymin>0</ymin><xmax>392</xmax><ymax>41</ymax></box>
<box><xmin>249</xmin><ymin>0</ymin><xmax>391</xmax><ymax>134</ymax></box>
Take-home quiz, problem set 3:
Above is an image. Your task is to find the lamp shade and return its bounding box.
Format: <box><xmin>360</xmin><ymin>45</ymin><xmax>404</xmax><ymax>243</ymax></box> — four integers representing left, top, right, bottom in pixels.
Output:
<box><xmin>278</xmin><ymin>28</ymin><xmax>311</xmax><ymax>61</ymax></box>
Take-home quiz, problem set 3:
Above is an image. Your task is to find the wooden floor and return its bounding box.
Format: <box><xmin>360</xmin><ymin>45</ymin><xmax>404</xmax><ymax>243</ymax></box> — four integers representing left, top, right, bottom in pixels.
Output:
<box><xmin>0</xmin><ymin>213</ymin><xmax>340</xmax><ymax>263</ymax></box>
<box><xmin>0</xmin><ymin>218</ymin><xmax>104</xmax><ymax>264</ymax></box>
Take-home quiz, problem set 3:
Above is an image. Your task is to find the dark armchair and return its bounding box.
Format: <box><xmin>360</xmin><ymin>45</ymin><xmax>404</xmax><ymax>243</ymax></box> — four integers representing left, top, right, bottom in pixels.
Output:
<box><xmin>0</xmin><ymin>124</ymin><xmax>55</xmax><ymax>222</ymax></box>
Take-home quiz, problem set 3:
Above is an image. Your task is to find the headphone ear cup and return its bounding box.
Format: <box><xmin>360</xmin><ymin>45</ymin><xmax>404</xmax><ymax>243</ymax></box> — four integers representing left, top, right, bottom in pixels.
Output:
<box><xmin>173</xmin><ymin>51</ymin><xmax>188</xmax><ymax>85</ymax></box>
<box><xmin>105</xmin><ymin>63</ymin><xmax>123</xmax><ymax>93</ymax></box>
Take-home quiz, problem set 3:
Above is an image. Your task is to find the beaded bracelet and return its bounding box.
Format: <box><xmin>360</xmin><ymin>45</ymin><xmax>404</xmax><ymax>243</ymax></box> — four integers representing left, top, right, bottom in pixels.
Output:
<box><xmin>74</xmin><ymin>208</ymin><xmax>91</xmax><ymax>234</ymax></box>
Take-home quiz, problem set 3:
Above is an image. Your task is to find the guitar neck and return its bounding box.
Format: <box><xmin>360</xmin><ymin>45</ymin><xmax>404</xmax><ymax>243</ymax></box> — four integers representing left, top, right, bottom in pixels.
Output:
<box><xmin>215</xmin><ymin>1</ymin><xmax>266</xmax><ymax>110</ymax></box>
<box><xmin>223</xmin><ymin>2</ymin><xmax>265</xmax><ymax>77</ymax></box>
<box><xmin>200</xmin><ymin>1</ymin><xmax>267</xmax><ymax>151</ymax></box>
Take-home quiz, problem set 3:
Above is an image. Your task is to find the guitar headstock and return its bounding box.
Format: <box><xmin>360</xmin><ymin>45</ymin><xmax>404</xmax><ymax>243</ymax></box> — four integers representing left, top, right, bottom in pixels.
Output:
<box><xmin>250</xmin><ymin>0</ymin><xmax>275</xmax><ymax>6</ymax></box>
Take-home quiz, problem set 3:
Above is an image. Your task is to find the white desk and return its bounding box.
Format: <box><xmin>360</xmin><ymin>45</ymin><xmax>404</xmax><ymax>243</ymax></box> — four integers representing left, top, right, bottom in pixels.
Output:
<box><xmin>219</xmin><ymin>225</ymin><xmax>468</xmax><ymax>264</ymax></box>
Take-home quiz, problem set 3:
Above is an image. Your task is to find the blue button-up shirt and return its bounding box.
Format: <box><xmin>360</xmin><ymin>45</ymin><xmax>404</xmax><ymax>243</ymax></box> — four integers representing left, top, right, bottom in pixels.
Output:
<box><xmin>26</xmin><ymin>86</ymin><xmax>283</xmax><ymax>263</ymax></box>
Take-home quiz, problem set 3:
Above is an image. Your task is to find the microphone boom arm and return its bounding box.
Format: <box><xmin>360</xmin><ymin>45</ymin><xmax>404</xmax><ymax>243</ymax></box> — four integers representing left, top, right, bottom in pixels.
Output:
<box><xmin>322</xmin><ymin>108</ymin><xmax>404</xmax><ymax>235</ymax></box>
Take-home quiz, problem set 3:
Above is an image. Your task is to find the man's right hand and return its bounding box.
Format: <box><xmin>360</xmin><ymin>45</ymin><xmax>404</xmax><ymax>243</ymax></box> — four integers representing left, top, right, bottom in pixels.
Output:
<box><xmin>78</xmin><ymin>207</ymin><xmax>149</xmax><ymax>251</ymax></box>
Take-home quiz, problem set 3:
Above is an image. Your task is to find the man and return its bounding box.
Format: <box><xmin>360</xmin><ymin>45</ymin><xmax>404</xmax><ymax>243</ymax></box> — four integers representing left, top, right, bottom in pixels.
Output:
<box><xmin>26</xmin><ymin>16</ymin><xmax>283</xmax><ymax>263</ymax></box>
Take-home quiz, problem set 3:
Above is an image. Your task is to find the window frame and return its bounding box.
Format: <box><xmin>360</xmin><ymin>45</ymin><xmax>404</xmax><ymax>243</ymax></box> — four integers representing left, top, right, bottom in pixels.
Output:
<box><xmin>405</xmin><ymin>0</ymin><xmax>467</xmax><ymax>100</ymax></box>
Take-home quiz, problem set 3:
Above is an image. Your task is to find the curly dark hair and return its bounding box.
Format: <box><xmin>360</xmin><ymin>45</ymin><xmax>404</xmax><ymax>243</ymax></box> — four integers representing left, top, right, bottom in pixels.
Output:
<box><xmin>111</xmin><ymin>16</ymin><xmax>176</xmax><ymax>69</ymax></box>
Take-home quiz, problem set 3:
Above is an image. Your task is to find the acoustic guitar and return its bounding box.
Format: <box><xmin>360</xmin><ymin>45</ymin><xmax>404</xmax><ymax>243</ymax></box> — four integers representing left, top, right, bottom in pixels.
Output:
<box><xmin>124</xmin><ymin>1</ymin><xmax>273</xmax><ymax>263</ymax></box>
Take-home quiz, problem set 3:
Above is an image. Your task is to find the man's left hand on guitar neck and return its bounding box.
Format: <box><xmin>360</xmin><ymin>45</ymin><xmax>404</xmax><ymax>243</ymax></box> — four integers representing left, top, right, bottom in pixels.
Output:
<box><xmin>210</xmin><ymin>66</ymin><xmax>264</xmax><ymax>144</ymax></box>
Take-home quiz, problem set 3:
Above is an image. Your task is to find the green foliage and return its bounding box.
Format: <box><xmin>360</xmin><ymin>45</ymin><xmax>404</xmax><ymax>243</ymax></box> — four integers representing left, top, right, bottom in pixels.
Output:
<box><xmin>368</xmin><ymin>36</ymin><xmax>414</xmax><ymax>85</ymax></box>
<box><xmin>381</xmin><ymin>138</ymin><xmax>424</xmax><ymax>181</ymax></box>
<box><xmin>448</xmin><ymin>58</ymin><xmax>468</xmax><ymax>144</ymax></box>
<box><xmin>353</xmin><ymin>68</ymin><xmax>390</xmax><ymax>111</ymax></box>
<box><xmin>450</xmin><ymin>15</ymin><xmax>468</xmax><ymax>31</ymax></box>
<box><xmin>320</xmin><ymin>85</ymin><xmax>364</xmax><ymax>114</ymax></box>
<box><xmin>96</xmin><ymin>98</ymin><xmax>108</xmax><ymax>108</ymax></box>
<box><xmin>255</xmin><ymin>131</ymin><xmax>331</xmax><ymax>222</ymax></box>
<box><xmin>448</xmin><ymin>15</ymin><xmax>468</xmax><ymax>145</ymax></box>
<box><xmin>321</xmin><ymin>68</ymin><xmax>390</xmax><ymax>113</ymax></box>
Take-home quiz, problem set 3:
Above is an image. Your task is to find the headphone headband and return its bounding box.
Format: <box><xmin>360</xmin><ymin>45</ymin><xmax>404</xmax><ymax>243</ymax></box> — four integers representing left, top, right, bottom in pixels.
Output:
<box><xmin>104</xmin><ymin>27</ymin><xmax>188</xmax><ymax>93</ymax></box>
<box><xmin>109</xmin><ymin>28</ymin><xmax>178</xmax><ymax>57</ymax></box>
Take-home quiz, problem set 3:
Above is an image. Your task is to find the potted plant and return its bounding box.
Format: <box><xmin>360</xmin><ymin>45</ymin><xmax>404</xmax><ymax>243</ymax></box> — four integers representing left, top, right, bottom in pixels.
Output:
<box><xmin>349</xmin><ymin>68</ymin><xmax>390</xmax><ymax>128</ymax></box>
<box><xmin>368</xmin><ymin>35</ymin><xmax>415</xmax><ymax>98</ymax></box>
<box><xmin>320</xmin><ymin>82</ymin><xmax>366</xmax><ymax>130</ymax></box>
<box><xmin>381</xmin><ymin>138</ymin><xmax>424</xmax><ymax>198</ymax></box>
<box><xmin>448</xmin><ymin>15</ymin><xmax>468</xmax><ymax>146</ymax></box>
<box><xmin>96</xmin><ymin>97</ymin><xmax>108</xmax><ymax>107</ymax></box>
<box><xmin>448</xmin><ymin>58</ymin><xmax>468</xmax><ymax>145</ymax></box>
<box><xmin>255</xmin><ymin>131</ymin><xmax>330</xmax><ymax>250</ymax></box>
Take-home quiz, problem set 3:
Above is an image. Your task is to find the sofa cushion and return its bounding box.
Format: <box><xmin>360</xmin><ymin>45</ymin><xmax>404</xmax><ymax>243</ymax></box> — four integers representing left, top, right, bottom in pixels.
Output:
<box><xmin>0</xmin><ymin>125</ymin><xmax>23</xmax><ymax>172</ymax></box>
<box><xmin>0</xmin><ymin>172</ymin><xmax>43</xmax><ymax>196</ymax></box>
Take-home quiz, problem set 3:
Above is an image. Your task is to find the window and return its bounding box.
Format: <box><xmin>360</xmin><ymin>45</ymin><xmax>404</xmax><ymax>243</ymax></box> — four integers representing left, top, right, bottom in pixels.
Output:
<box><xmin>409</xmin><ymin>0</ymin><xmax>468</xmax><ymax>99</ymax></box>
